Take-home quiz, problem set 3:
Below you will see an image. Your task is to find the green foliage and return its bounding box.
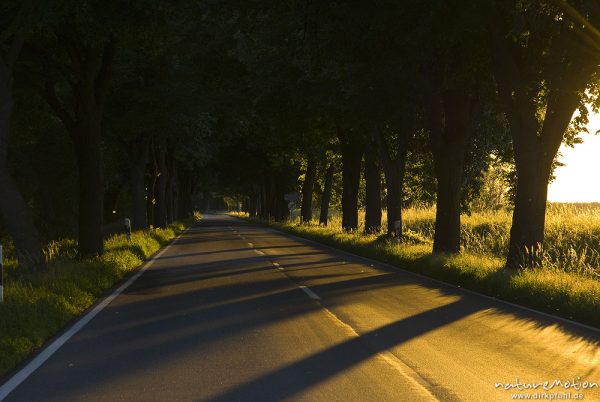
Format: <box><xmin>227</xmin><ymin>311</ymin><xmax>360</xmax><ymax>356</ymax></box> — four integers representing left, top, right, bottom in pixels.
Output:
<box><xmin>0</xmin><ymin>221</ymin><xmax>188</xmax><ymax>377</ymax></box>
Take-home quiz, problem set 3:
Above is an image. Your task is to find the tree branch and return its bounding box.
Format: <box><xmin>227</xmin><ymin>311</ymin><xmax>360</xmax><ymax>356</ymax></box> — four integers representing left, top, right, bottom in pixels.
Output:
<box><xmin>42</xmin><ymin>81</ymin><xmax>76</xmax><ymax>136</ymax></box>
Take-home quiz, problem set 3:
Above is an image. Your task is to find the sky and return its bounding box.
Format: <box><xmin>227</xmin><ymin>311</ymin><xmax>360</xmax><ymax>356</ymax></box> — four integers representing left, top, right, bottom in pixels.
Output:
<box><xmin>547</xmin><ymin>112</ymin><xmax>600</xmax><ymax>202</ymax></box>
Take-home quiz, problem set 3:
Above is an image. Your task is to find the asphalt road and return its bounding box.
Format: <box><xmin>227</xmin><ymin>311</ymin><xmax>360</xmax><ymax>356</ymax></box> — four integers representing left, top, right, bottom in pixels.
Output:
<box><xmin>2</xmin><ymin>214</ymin><xmax>599</xmax><ymax>401</ymax></box>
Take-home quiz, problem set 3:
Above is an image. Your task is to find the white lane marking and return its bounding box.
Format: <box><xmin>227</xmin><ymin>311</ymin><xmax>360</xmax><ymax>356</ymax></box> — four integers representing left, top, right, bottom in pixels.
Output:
<box><xmin>254</xmin><ymin>249</ymin><xmax>264</xmax><ymax>255</ymax></box>
<box><xmin>299</xmin><ymin>286</ymin><xmax>321</xmax><ymax>300</ymax></box>
<box><xmin>247</xmin><ymin>242</ymin><xmax>254</xmax><ymax>248</ymax></box>
<box><xmin>223</xmin><ymin>216</ymin><xmax>437</xmax><ymax>396</ymax></box>
<box><xmin>319</xmin><ymin>307</ymin><xmax>438</xmax><ymax>400</ymax></box>
<box><xmin>260</xmin><ymin>225</ymin><xmax>600</xmax><ymax>334</ymax></box>
<box><xmin>0</xmin><ymin>228</ymin><xmax>191</xmax><ymax>401</ymax></box>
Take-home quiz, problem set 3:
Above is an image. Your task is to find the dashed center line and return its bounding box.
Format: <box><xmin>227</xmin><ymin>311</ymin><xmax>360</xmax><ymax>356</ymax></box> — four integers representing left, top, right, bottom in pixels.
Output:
<box><xmin>254</xmin><ymin>249</ymin><xmax>264</xmax><ymax>255</ymax></box>
<box><xmin>271</xmin><ymin>262</ymin><xmax>284</xmax><ymax>271</ymax></box>
<box><xmin>299</xmin><ymin>286</ymin><xmax>321</xmax><ymax>300</ymax></box>
<box><xmin>247</xmin><ymin>242</ymin><xmax>254</xmax><ymax>247</ymax></box>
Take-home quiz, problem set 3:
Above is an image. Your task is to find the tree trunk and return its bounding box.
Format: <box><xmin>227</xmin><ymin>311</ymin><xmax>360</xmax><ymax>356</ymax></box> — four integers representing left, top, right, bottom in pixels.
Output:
<box><xmin>431</xmin><ymin>90</ymin><xmax>474</xmax><ymax>254</ymax></box>
<box><xmin>364</xmin><ymin>141</ymin><xmax>382</xmax><ymax>234</ymax></box>
<box><xmin>339</xmin><ymin>131</ymin><xmax>363</xmax><ymax>231</ymax></box>
<box><xmin>433</xmin><ymin>157</ymin><xmax>464</xmax><ymax>253</ymax></box>
<box><xmin>383</xmin><ymin>165</ymin><xmax>405</xmax><ymax>237</ymax></box>
<box><xmin>103</xmin><ymin>186</ymin><xmax>121</xmax><ymax>223</ymax></box>
<box><xmin>300</xmin><ymin>157</ymin><xmax>317</xmax><ymax>223</ymax></box>
<box><xmin>166</xmin><ymin>154</ymin><xmax>176</xmax><ymax>224</ymax></box>
<box><xmin>171</xmin><ymin>163</ymin><xmax>178</xmax><ymax>222</ymax></box>
<box><xmin>258</xmin><ymin>179</ymin><xmax>269</xmax><ymax>219</ymax></box>
<box><xmin>374</xmin><ymin>129</ymin><xmax>409</xmax><ymax>237</ymax></box>
<box><xmin>0</xmin><ymin>61</ymin><xmax>45</xmax><ymax>271</ymax></box>
<box><xmin>74</xmin><ymin>111</ymin><xmax>105</xmax><ymax>256</ymax></box>
<box><xmin>248</xmin><ymin>196</ymin><xmax>257</xmax><ymax>217</ymax></box>
<box><xmin>153</xmin><ymin>140</ymin><xmax>168</xmax><ymax>228</ymax></box>
<box><xmin>506</xmin><ymin>156</ymin><xmax>551</xmax><ymax>268</ymax></box>
<box><xmin>177</xmin><ymin>170</ymin><xmax>193</xmax><ymax>220</ymax></box>
<box><xmin>266</xmin><ymin>175</ymin><xmax>287</xmax><ymax>221</ymax></box>
<box><xmin>248</xmin><ymin>184</ymin><xmax>259</xmax><ymax>218</ymax></box>
<box><xmin>319</xmin><ymin>163</ymin><xmax>334</xmax><ymax>226</ymax></box>
<box><xmin>147</xmin><ymin>149</ymin><xmax>158</xmax><ymax>226</ymax></box>
<box><xmin>129</xmin><ymin>138</ymin><xmax>148</xmax><ymax>231</ymax></box>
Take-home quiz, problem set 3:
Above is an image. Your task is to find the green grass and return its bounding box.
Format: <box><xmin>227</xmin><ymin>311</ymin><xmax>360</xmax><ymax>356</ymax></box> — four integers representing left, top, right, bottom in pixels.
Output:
<box><xmin>231</xmin><ymin>205</ymin><xmax>600</xmax><ymax>329</ymax></box>
<box><xmin>0</xmin><ymin>221</ymin><xmax>190</xmax><ymax>378</ymax></box>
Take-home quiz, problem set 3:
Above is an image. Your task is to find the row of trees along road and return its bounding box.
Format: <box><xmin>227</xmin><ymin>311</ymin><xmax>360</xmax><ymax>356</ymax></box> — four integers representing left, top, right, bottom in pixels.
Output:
<box><xmin>0</xmin><ymin>1</ymin><xmax>599</xmax><ymax>272</ymax></box>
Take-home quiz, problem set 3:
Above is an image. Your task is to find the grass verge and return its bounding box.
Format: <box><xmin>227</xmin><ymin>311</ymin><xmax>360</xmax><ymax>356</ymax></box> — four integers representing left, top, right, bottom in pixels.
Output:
<box><xmin>0</xmin><ymin>220</ymin><xmax>191</xmax><ymax>378</ymax></box>
<box><xmin>234</xmin><ymin>214</ymin><xmax>600</xmax><ymax>330</ymax></box>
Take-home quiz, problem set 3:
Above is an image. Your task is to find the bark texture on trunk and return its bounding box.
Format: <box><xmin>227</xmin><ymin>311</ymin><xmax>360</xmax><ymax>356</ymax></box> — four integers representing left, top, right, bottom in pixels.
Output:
<box><xmin>338</xmin><ymin>129</ymin><xmax>363</xmax><ymax>231</ymax></box>
<box><xmin>129</xmin><ymin>137</ymin><xmax>148</xmax><ymax>231</ymax></box>
<box><xmin>383</xmin><ymin>164</ymin><xmax>405</xmax><ymax>237</ymax></box>
<box><xmin>429</xmin><ymin>90</ymin><xmax>474</xmax><ymax>254</ymax></box>
<box><xmin>319</xmin><ymin>163</ymin><xmax>335</xmax><ymax>226</ymax></box>
<box><xmin>374</xmin><ymin>129</ymin><xmax>409</xmax><ymax>237</ymax></box>
<box><xmin>300</xmin><ymin>157</ymin><xmax>317</xmax><ymax>223</ymax></box>
<box><xmin>0</xmin><ymin>53</ymin><xmax>45</xmax><ymax>271</ymax></box>
<box><xmin>507</xmin><ymin>158</ymin><xmax>551</xmax><ymax>267</ymax></box>
<box><xmin>73</xmin><ymin>106</ymin><xmax>104</xmax><ymax>256</ymax></box>
<box><xmin>364</xmin><ymin>141</ymin><xmax>381</xmax><ymax>234</ymax></box>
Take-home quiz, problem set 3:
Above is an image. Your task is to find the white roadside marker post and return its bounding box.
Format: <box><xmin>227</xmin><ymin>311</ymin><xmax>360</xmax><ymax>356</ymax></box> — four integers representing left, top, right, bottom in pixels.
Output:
<box><xmin>124</xmin><ymin>218</ymin><xmax>132</xmax><ymax>242</ymax></box>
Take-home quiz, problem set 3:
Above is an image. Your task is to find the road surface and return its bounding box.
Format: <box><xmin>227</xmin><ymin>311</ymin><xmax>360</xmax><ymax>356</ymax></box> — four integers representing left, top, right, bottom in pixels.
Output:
<box><xmin>2</xmin><ymin>214</ymin><xmax>599</xmax><ymax>401</ymax></box>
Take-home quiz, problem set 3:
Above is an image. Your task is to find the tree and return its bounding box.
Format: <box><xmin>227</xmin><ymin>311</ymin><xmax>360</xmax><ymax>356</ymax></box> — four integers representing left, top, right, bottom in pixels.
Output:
<box><xmin>363</xmin><ymin>139</ymin><xmax>382</xmax><ymax>233</ymax></box>
<box><xmin>38</xmin><ymin>28</ymin><xmax>115</xmax><ymax>256</ymax></box>
<box><xmin>300</xmin><ymin>154</ymin><xmax>317</xmax><ymax>223</ymax></box>
<box><xmin>490</xmin><ymin>0</ymin><xmax>600</xmax><ymax>268</ymax></box>
<box><xmin>338</xmin><ymin>129</ymin><xmax>363</xmax><ymax>231</ymax></box>
<box><xmin>319</xmin><ymin>161</ymin><xmax>335</xmax><ymax>226</ymax></box>
<box><xmin>0</xmin><ymin>1</ymin><xmax>46</xmax><ymax>271</ymax></box>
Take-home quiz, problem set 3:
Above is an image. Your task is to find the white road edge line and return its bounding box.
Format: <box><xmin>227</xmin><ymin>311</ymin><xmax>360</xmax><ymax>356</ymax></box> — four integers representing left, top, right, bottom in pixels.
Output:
<box><xmin>299</xmin><ymin>285</ymin><xmax>321</xmax><ymax>300</ymax></box>
<box><xmin>0</xmin><ymin>226</ymin><xmax>193</xmax><ymax>401</ymax></box>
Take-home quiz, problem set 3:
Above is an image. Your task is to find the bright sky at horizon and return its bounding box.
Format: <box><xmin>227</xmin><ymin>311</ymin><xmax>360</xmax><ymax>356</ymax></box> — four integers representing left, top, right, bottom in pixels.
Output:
<box><xmin>548</xmin><ymin>112</ymin><xmax>600</xmax><ymax>202</ymax></box>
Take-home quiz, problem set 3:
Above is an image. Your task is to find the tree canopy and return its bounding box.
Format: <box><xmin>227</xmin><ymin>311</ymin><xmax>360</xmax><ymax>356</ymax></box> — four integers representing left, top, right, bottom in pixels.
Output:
<box><xmin>1</xmin><ymin>0</ymin><xmax>600</xmax><ymax>270</ymax></box>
